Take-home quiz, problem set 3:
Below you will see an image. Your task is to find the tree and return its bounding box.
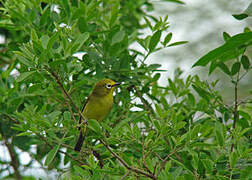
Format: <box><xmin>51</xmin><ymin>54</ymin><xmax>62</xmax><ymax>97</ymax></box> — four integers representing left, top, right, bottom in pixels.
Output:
<box><xmin>0</xmin><ymin>0</ymin><xmax>251</xmax><ymax>179</ymax></box>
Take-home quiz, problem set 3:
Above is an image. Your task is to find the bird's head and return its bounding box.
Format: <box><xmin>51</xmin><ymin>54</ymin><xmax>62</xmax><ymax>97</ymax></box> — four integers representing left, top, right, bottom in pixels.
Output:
<box><xmin>92</xmin><ymin>79</ymin><xmax>120</xmax><ymax>96</ymax></box>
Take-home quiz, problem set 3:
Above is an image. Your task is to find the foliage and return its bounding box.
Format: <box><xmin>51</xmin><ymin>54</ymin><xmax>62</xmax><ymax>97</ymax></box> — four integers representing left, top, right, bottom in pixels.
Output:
<box><xmin>0</xmin><ymin>0</ymin><xmax>251</xmax><ymax>180</ymax></box>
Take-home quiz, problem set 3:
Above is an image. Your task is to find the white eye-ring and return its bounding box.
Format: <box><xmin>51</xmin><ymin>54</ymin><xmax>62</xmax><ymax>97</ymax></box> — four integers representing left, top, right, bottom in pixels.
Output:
<box><xmin>106</xmin><ymin>84</ymin><xmax>112</xmax><ymax>89</ymax></box>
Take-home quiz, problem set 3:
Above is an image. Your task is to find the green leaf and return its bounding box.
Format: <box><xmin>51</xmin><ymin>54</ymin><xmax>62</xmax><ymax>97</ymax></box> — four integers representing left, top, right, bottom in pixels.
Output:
<box><xmin>215</xmin><ymin>129</ymin><xmax>224</xmax><ymax>146</ymax></box>
<box><xmin>15</xmin><ymin>52</ymin><xmax>35</xmax><ymax>67</ymax></box>
<box><xmin>144</xmin><ymin>17</ymin><xmax>153</xmax><ymax>30</ymax></box>
<box><xmin>17</xmin><ymin>132</ymin><xmax>32</xmax><ymax>136</ymax></box>
<box><xmin>40</xmin><ymin>35</ymin><xmax>50</xmax><ymax>49</ymax></box>
<box><xmin>71</xmin><ymin>32</ymin><xmax>89</xmax><ymax>54</ymax></box>
<box><xmin>47</xmin><ymin>32</ymin><xmax>59</xmax><ymax>50</ymax></box>
<box><xmin>16</xmin><ymin>71</ymin><xmax>36</xmax><ymax>82</ymax></box>
<box><xmin>209</xmin><ymin>60</ymin><xmax>218</xmax><ymax>75</ymax></box>
<box><xmin>229</xmin><ymin>151</ymin><xmax>238</xmax><ymax>168</ymax></box>
<box><xmin>232</xmin><ymin>14</ymin><xmax>248</xmax><ymax>20</ymax></box>
<box><xmin>241</xmin><ymin>55</ymin><xmax>250</xmax><ymax>70</ymax></box>
<box><xmin>218</xmin><ymin>62</ymin><xmax>230</xmax><ymax>75</ymax></box>
<box><xmin>241</xmin><ymin>166</ymin><xmax>252</xmax><ymax>179</ymax></box>
<box><xmin>192</xmin><ymin>84</ymin><xmax>211</xmax><ymax>101</ymax></box>
<box><xmin>167</xmin><ymin>41</ymin><xmax>188</xmax><ymax>47</ymax></box>
<box><xmin>231</xmin><ymin>62</ymin><xmax>241</xmax><ymax>75</ymax></box>
<box><xmin>193</xmin><ymin>32</ymin><xmax>252</xmax><ymax>67</ymax></box>
<box><xmin>31</xmin><ymin>29</ymin><xmax>39</xmax><ymax>43</ymax></box>
<box><xmin>111</xmin><ymin>30</ymin><xmax>125</xmax><ymax>45</ymax></box>
<box><xmin>149</xmin><ymin>30</ymin><xmax>161</xmax><ymax>52</ymax></box>
<box><xmin>163</xmin><ymin>33</ymin><xmax>172</xmax><ymax>46</ymax></box>
<box><xmin>202</xmin><ymin>159</ymin><xmax>214</xmax><ymax>172</ymax></box>
<box><xmin>223</xmin><ymin>32</ymin><xmax>231</xmax><ymax>42</ymax></box>
<box><xmin>73</xmin><ymin>165</ymin><xmax>88</xmax><ymax>176</ymax></box>
<box><xmin>162</xmin><ymin>0</ymin><xmax>185</xmax><ymax>4</ymax></box>
<box><xmin>63</xmin><ymin>111</ymin><xmax>71</xmax><ymax>121</ymax></box>
<box><xmin>238</xmin><ymin>110</ymin><xmax>251</xmax><ymax>120</ymax></box>
<box><xmin>88</xmin><ymin>119</ymin><xmax>102</xmax><ymax>135</ymax></box>
<box><xmin>44</xmin><ymin>145</ymin><xmax>60</xmax><ymax>166</ymax></box>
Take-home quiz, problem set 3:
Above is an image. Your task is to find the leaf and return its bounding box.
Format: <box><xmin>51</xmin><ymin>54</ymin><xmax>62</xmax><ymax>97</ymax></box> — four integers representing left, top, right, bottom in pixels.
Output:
<box><xmin>17</xmin><ymin>132</ymin><xmax>32</xmax><ymax>136</ymax></box>
<box><xmin>231</xmin><ymin>62</ymin><xmax>241</xmax><ymax>75</ymax></box>
<box><xmin>192</xmin><ymin>32</ymin><xmax>252</xmax><ymax>67</ymax></box>
<box><xmin>15</xmin><ymin>52</ymin><xmax>35</xmax><ymax>67</ymax></box>
<box><xmin>71</xmin><ymin>32</ymin><xmax>89</xmax><ymax>53</ymax></box>
<box><xmin>88</xmin><ymin>119</ymin><xmax>102</xmax><ymax>135</ymax></box>
<box><xmin>63</xmin><ymin>111</ymin><xmax>71</xmax><ymax>121</ymax></box>
<box><xmin>111</xmin><ymin>30</ymin><xmax>125</xmax><ymax>45</ymax></box>
<box><xmin>215</xmin><ymin>129</ymin><xmax>224</xmax><ymax>146</ymax></box>
<box><xmin>167</xmin><ymin>41</ymin><xmax>188</xmax><ymax>47</ymax></box>
<box><xmin>232</xmin><ymin>14</ymin><xmax>248</xmax><ymax>20</ymax></box>
<box><xmin>149</xmin><ymin>30</ymin><xmax>161</xmax><ymax>52</ymax></box>
<box><xmin>40</xmin><ymin>35</ymin><xmax>50</xmax><ymax>49</ymax></box>
<box><xmin>223</xmin><ymin>32</ymin><xmax>231</xmax><ymax>42</ymax></box>
<box><xmin>144</xmin><ymin>17</ymin><xmax>153</xmax><ymax>30</ymax></box>
<box><xmin>47</xmin><ymin>32</ymin><xmax>59</xmax><ymax>50</ymax></box>
<box><xmin>192</xmin><ymin>84</ymin><xmax>211</xmax><ymax>101</ymax></box>
<box><xmin>241</xmin><ymin>55</ymin><xmax>250</xmax><ymax>70</ymax></box>
<box><xmin>162</xmin><ymin>0</ymin><xmax>185</xmax><ymax>4</ymax></box>
<box><xmin>218</xmin><ymin>62</ymin><xmax>230</xmax><ymax>75</ymax></box>
<box><xmin>44</xmin><ymin>145</ymin><xmax>59</xmax><ymax>166</ymax></box>
<box><xmin>229</xmin><ymin>151</ymin><xmax>238</xmax><ymax>168</ymax></box>
<box><xmin>31</xmin><ymin>29</ymin><xmax>39</xmax><ymax>43</ymax></box>
<box><xmin>238</xmin><ymin>110</ymin><xmax>251</xmax><ymax>120</ymax></box>
<box><xmin>163</xmin><ymin>33</ymin><xmax>172</xmax><ymax>46</ymax></box>
<box><xmin>73</xmin><ymin>165</ymin><xmax>88</xmax><ymax>176</ymax></box>
<box><xmin>209</xmin><ymin>60</ymin><xmax>218</xmax><ymax>75</ymax></box>
<box><xmin>202</xmin><ymin>159</ymin><xmax>214</xmax><ymax>172</ymax></box>
<box><xmin>16</xmin><ymin>71</ymin><xmax>36</xmax><ymax>82</ymax></box>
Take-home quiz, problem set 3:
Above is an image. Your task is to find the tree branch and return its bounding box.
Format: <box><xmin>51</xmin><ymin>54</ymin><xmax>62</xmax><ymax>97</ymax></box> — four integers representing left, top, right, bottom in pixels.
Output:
<box><xmin>231</xmin><ymin>79</ymin><xmax>239</xmax><ymax>152</ymax></box>
<box><xmin>100</xmin><ymin>139</ymin><xmax>157</xmax><ymax>180</ymax></box>
<box><xmin>129</xmin><ymin>85</ymin><xmax>155</xmax><ymax>115</ymax></box>
<box><xmin>4</xmin><ymin>138</ymin><xmax>22</xmax><ymax>180</ymax></box>
<box><xmin>48</xmin><ymin>69</ymin><xmax>86</xmax><ymax>122</ymax></box>
<box><xmin>156</xmin><ymin>146</ymin><xmax>183</xmax><ymax>177</ymax></box>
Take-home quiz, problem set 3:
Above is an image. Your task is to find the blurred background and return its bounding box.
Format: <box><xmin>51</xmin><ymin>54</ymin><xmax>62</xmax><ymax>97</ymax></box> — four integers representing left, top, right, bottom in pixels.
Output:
<box><xmin>0</xmin><ymin>0</ymin><xmax>251</xmax><ymax>179</ymax></box>
<box><xmin>144</xmin><ymin>0</ymin><xmax>252</xmax><ymax>101</ymax></box>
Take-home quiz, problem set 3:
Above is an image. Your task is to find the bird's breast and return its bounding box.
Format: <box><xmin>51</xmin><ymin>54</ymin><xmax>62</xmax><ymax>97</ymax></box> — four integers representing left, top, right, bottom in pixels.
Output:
<box><xmin>83</xmin><ymin>94</ymin><xmax>113</xmax><ymax>122</ymax></box>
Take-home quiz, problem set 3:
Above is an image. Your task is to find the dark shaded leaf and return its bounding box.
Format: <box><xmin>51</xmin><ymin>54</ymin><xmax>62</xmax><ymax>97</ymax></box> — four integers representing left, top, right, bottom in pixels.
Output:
<box><xmin>231</xmin><ymin>62</ymin><xmax>241</xmax><ymax>75</ymax></box>
<box><xmin>241</xmin><ymin>55</ymin><xmax>250</xmax><ymax>69</ymax></box>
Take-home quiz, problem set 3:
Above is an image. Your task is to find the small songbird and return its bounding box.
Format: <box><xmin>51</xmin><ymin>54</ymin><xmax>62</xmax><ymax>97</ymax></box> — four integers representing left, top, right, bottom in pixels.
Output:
<box><xmin>74</xmin><ymin>79</ymin><xmax>120</xmax><ymax>151</ymax></box>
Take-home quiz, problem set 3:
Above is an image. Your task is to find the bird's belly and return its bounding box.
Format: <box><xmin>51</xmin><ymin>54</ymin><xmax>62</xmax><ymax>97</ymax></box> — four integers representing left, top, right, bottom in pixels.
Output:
<box><xmin>83</xmin><ymin>96</ymin><xmax>113</xmax><ymax>122</ymax></box>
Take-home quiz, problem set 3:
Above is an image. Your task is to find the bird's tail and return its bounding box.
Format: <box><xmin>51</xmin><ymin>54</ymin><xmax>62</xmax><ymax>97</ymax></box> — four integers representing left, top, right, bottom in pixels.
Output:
<box><xmin>74</xmin><ymin>131</ymin><xmax>85</xmax><ymax>151</ymax></box>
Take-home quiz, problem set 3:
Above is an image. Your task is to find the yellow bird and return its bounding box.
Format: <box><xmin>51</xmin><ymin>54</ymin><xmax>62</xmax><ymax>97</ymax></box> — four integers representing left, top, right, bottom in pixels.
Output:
<box><xmin>74</xmin><ymin>79</ymin><xmax>120</xmax><ymax>151</ymax></box>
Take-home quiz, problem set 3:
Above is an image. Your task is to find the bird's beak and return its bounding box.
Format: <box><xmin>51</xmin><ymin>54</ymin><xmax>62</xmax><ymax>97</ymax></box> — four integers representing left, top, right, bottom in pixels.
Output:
<box><xmin>112</xmin><ymin>82</ymin><xmax>121</xmax><ymax>87</ymax></box>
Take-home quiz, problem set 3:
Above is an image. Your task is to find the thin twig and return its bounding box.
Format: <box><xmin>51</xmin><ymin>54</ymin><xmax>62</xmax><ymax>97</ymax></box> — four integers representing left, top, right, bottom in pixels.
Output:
<box><xmin>142</xmin><ymin>134</ymin><xmax>153</xmax><ymax>175</ymax></box>
<box><xmin>231</xmin><ymin>79</ymin><xmax>239</xmax><ymax>152</ymax></box>
<box><xmin>156</xmin><ymin>146</ymin><xmax>184</xmax><ymax>177</ymax></box>
<box><xmin>131</xmin><ymin>85</ymin><xmax>155</xmax><ymax>115</ymax></box>
<box><xmin>100</xmin><ymin>139</ymin><xmax>157</xmax><ymax>180</ymax></box>
<box><xmin>48</xmin><ymin>70</ymin><xmax>86</xmax><ymax>122</ymax></box>
<box><xmin>120</xmin><ymin>171</ymin><xmax>130</xmax><ymax>180</ymax></box>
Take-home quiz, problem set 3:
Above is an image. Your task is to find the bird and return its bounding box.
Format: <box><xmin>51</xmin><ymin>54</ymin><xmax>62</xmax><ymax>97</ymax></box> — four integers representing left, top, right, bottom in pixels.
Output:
<box><xmin>74</xmin><ymin>79</ymin><xmax>120</xmax><ymax>151</ymax></box>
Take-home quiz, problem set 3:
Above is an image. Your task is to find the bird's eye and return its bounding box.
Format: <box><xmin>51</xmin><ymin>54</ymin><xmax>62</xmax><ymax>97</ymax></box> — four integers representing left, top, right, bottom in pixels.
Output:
<box><xmin>105</xmin><ymin>84</ymin><xmax>112</xmax><ymax>89</ymax></box>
